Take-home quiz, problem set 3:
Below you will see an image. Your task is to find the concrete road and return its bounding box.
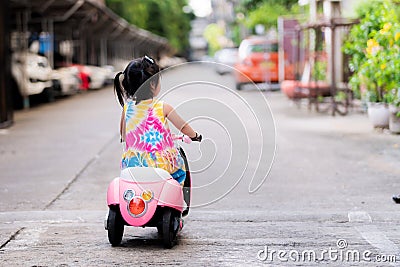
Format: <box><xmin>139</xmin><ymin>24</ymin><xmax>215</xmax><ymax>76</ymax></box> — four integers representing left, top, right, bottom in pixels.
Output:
<box><xmin>1</xmin><ymin>63</ymin><xmax>400</xmax><ymax>266</ymax></box>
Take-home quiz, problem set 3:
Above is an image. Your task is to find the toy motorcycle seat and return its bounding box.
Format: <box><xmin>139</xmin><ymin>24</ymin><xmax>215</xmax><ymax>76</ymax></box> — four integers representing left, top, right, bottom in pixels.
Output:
<box><xmin>120</xmin><ymin>167</ymin><xmax>172</xmax><ymax>182</ymax></box>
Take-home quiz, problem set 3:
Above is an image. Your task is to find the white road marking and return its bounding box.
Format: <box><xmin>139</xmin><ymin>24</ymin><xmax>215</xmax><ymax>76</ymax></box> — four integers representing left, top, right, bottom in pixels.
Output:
<box><xmin>348</xmin><ymin>211</ymin><xmax>372</xmax><ymax>223</ymax></box>
<box><xmin>349</xmin><ymin>211</ymin><xmax>400</xmax><ymax>257</ymax></box>
<box><xmin>356</xmin><ymin>225</ymin><xmax>400</xmax><ymax>256</ymax></box>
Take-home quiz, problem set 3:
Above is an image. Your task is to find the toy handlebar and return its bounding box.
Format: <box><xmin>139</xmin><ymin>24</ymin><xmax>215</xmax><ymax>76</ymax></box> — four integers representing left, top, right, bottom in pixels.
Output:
<box><xmin>172</xmin><ymin>133</ymin><xmax>202</xmax><ymax>143</ymax></box>
<box><xmin>121</xmin><ymin>134</ymin><xmax>201</xmax><ymax>144</ymax></box>
<box><xmin>171</xmin><ymin>134</ymin><xmax>193</xmax><ymax>144</ymax></box>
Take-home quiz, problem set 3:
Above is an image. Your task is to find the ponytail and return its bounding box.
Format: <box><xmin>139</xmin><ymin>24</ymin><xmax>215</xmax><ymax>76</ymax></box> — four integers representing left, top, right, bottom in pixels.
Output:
<box><xmin>115</xmin><ymin>56</ymin><xmax>160</xmax><ymax>105</ymax></box>
<box><xmin>114</xmin><ymin>72</ymin><xmax>124</xmax><ymax>107</ymax></box>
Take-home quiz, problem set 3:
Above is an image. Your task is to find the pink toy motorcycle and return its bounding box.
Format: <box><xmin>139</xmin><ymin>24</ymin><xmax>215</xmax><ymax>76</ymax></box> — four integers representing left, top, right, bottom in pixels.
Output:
<box><xmin>105</xmin><ymin>135</ymin><xmax>193</xmax><ymax>248</ymax></box>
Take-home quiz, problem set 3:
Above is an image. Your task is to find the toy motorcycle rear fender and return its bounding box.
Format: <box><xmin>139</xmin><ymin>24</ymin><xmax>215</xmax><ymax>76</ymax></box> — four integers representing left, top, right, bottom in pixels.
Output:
<box><xmin>107</xmin><ymin>178</ymin><xmax>184</xmax><ymax>227</ymax></box>
<box><xmin>107</xmin><ymin>177</ymin><xmax>120</xmax><ymax>206</ymax></box>
<box><xmin>158</xmin><ymin>179</ymin><xmax>184</xmax><ymax>212</ymax></box>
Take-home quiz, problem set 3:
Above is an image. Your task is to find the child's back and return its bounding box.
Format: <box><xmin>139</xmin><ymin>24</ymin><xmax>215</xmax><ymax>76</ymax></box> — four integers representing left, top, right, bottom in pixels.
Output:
<box><xmin>114</xmin><ymin>56</ymin><xmax>202</xmax><ymax>185</ymax></box>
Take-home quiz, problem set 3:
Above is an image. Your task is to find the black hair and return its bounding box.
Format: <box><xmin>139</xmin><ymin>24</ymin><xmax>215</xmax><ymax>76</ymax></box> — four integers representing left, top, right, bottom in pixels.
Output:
<box><xmin>114</xmin><ymin>55</ymin><xmax>160</xmax><ymax>107</ymax></box>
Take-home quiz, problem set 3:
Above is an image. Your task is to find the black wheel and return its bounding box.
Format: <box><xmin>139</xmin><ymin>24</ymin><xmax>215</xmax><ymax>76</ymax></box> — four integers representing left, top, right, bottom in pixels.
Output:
<box><xmin>162</xmin><ymin>209</ymin><xmax>179</xmax><ymax>248</ymax></box>
<box><xmin>107</xmin><ymin>207</ymin><xmax>124</xmax><ymax>246</ymax></box>
<box><xmin>40</xmin><ymin>87</ymin><xmax>55</xmax><ymax>103</ymax></box>
<box><xmin>179</xmin><ymin>147</ymin><xmax>191</xmax><ymax>217</ymax></box>
<box><xmin>334</xmin><ymin>90</ymin><xmax>352</xmax><ymax>116</ymax></box>
<box><xmin>335</xmin><ymin>101</ymin><xmax>349</xmax><ymax>116</ymax></box>
<box><xmin>236</xmin><ymin>83</ymin><xmax>243</xmax><ymax>90</ymax></box>
<box><xmin>157</xmin><ymin>223</ymin><xmax>163</xmax><ymax>235</ymax></box>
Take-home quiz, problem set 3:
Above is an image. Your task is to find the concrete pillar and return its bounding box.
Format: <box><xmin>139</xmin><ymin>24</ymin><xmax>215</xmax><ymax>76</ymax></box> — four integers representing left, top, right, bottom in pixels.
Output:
<box><xmin>16</xmin><ymin>10</ymin><xmax>30</xmax><ymax>108</ymax></box>
<box><xmin>309</xmin><ymin>0</ymin><xmax>317</xmax><ymax>22</ymax></box>
<box><xmin>100</xmin><ymin>38</ymin><xmax>107</xmax><ymax>66</ymax></box>
<box><xmin>0</xmin><ymin>0</ymin><xmax>13</xmax><ymax>128</ymax></box>
<box><xmin>90</xmin><ymin>38</ymin><xmax>96</xmax><ymax>65</ymax></box>
<box><xmin>323</xmin><ymin>0</ymin><xmax>343</xmax><ymax>84</ymax></box>
<box><xmin>308</xmin><ymin>0</ymin><xmax>319</xmax><ymax>82</ymax></box>
<box><xmin>79</xmin><ymin>38</ymin><xmax>86</xmax><ymax>64</ymax></box>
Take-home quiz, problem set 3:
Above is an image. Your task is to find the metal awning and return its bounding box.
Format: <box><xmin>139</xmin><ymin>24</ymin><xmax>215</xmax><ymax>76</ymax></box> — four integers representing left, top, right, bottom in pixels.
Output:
<box><xmin>9</xmin><ymin>0</ymin><xmax>171</xmax><ymax>52</ymax></box>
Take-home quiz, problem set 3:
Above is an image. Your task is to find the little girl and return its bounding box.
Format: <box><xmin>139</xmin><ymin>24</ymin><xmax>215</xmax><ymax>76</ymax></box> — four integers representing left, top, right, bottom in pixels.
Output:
<box><xmin>114</xmin><ymin>55</ymin><xmax>202</xmax><ymax>184</ymax></box>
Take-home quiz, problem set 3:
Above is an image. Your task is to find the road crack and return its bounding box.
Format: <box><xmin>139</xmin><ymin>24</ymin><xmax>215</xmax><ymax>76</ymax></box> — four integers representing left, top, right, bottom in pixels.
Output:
<box><xmin>43</xmin><ymin>133</ymin><xmax>118</xmax><ymax>210</ymax></box>
<box><xmin>0</xmin><ymin>227</ymin><xmax>25</xmax><ymax>250</ymax></box>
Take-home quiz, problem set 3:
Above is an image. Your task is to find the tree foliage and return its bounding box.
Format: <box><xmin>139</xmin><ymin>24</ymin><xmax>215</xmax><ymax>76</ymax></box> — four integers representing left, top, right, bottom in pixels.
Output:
<box><xmin>241</xmin><ymin>0</ymin><xmax>299</xmax><ymax>11</ymax></box>
<box><xmin>105</xmin><ymin>0</ymin><xmax>193</xmax><ymax>55</ymax></box>
<box><xmin>238</xmin><ymin>0</ymin><xmax>301</xmax><ymax>30</ymax></box>
<box><xmin>203</xmin><ymin>23</ymin><xmax>225</xmax><ymax>56</ymax></box>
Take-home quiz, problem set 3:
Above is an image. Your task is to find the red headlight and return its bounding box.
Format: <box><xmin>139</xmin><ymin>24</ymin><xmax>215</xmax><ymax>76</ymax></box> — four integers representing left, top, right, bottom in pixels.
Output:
<box><xmin>128</xmin><ymin>197</ymin><xmax>146</xmax><ymax>216</ymax></box>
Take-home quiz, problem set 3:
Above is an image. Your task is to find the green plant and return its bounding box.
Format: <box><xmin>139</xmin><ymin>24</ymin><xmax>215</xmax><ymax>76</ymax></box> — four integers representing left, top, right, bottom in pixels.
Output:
<box><xmin>203</xmin><ymin>23</ymin><xmax>225</xmax><ymax>56</ymax></box>
<box><xmin>362</xmin><ymin>20</ymin><xmax>400</xmax><ymax>101</ymax></box>
<box><xmin>384</xmin><ymin>89</ymin><xmax>400</xmax><ymax>106</ymax></box>
<box><xmin>335</xmin><ymin>91</ymin><xmax>347</xmax><ymax>102</ymax></box>
<box><xmin>236</xmin><ymin>0</ymin><xmax>301</xmax><ymax>31</ymax></box>
<box><xmin>343</xmin><ymin>0</ymin><xmax>400</xmax><ymax>102</ymax></box>
<box><xmin>385</xmin><ymin>88</ymin><xmax>400</xmax><ymax>117</ymax></box>
<box><xmin>312</xmin><ymin>60</ymin><xmax>327</xmax><ymax>81</ymax></box>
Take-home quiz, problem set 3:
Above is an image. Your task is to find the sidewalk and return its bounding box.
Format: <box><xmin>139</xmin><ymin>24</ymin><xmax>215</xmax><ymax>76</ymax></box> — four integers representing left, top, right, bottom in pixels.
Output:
<box><xmin>266</xmin><ymin>92</ymin><xmax>400</xmax><ymax>214</ymax></box>
<box><xmin>0</xmin><ymin>88</ymin><xmax>121</xmax><ymax>212</ymax></box>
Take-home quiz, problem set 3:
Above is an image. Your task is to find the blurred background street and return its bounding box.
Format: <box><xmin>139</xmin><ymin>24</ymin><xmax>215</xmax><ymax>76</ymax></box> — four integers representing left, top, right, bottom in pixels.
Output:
<box><xmin>1</xmin><ymin>65</ymin><xmax>400</xmax><ymax>265</ymax></box>
<box><xmin>1</xmin><ymin>0</ymin><xmax>400</xmax><ymax>266</ymax></box>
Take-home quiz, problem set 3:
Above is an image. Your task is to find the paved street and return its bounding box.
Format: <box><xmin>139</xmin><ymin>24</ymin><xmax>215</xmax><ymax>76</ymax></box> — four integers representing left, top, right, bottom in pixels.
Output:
<box><xmin>1</xmin><ymin>63</ymin><xmax>400</xmax><ymax>266</ymax></box>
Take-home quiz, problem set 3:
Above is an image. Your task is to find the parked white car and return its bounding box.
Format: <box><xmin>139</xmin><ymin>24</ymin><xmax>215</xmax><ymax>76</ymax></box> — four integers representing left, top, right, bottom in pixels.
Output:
<box><xmin>11</xmin><ymin>52</ymin><xmax>53</xmax><ymax>104</ymax></box>
<box><xmin>101</xmin><ymin>65</ymin><xmax>117</xmax><ymax>85</ymax></box>
<box><xmin>214</xmin><ymin>48</ymin><xmax>238</xmax><ymax>75</ymax></box>
<box><xmin>84</xmin><ymin>65</ymin><xmax>108</xmax><ymax>89</ymax></box>
<box><xmin>51</xmin><ymin>67</ymin><xmax>80</xmax><ymax>96</ymax></box>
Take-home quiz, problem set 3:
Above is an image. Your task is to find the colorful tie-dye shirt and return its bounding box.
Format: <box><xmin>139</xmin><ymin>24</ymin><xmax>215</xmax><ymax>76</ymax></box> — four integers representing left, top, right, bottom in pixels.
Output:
<box><xmin>121</xmin><ymin>98</ymin><xmax>185</xmax><ymax>176</ymax></box>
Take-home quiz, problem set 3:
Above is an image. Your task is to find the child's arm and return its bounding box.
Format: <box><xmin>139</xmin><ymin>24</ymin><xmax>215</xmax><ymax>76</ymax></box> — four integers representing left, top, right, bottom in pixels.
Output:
<box><xmin>120</xmin><ymin>109</ymin><xmax>126</xmax><ymax>142</ymax></box>
<box><xmin>163</xmin><ymin>103</ymin><xmax>197</xmax><ymax>138</ymax></box>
